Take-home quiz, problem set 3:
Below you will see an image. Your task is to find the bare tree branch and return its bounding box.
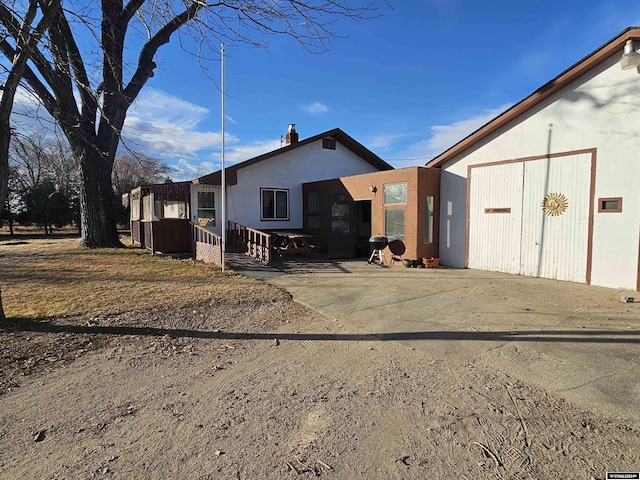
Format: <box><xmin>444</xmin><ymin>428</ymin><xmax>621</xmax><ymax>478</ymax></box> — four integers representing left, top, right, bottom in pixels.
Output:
<box><xmin>0</xmin><ymin>0</ymin><xmax>61</xmax><ymax>211</ymax></box>
<box><xmin>1</xmin><ymin>0</ymin><xmax>382</xmax><ymax>250</ymax></box>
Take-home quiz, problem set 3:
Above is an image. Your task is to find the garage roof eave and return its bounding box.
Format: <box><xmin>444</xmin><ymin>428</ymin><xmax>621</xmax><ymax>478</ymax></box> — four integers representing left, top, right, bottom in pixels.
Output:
<box><xmin>426</xmin><ymin>26</ymin><xmax>640</xmax><ymax>169</ymax></box>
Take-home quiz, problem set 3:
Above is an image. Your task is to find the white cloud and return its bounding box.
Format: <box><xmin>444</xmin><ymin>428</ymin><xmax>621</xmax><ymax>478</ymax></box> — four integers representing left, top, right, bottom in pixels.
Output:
<box><xmin>13</xmin><ymin>87</ymin><xmax>41</xmax><ymax>108</ymax></box>
<box><xmin>123</xmin><ymin>115</ymin><xmax>227</xmax><ymax>159</ymax></box>
<box><xmin>368</xmin><ymin>132</ymin><xmax>414</xmax><ymax>150</ymax></box>
<box><xmin>302</xmin><ymin>101</ymin><xmax>329</xmax><ymax>115</ymax></box>
<box><xmin>515</xmin><ymin>52</ymin><xmax>553</xmax><ymax>80</ymax></box>
<box><xmin>172</xmin><ymin>158</ymin><xmax>217</xmax><ymax>178</ymax></box>
<box><xmin>122</xmin><ymin>88</ymin><xmax>237</xmax><ymax>160</ymax></box>
<box><xmin>391</xmin><ymin>104</ymin><xmax>512</xmax><ymax>167</ymax></box>
<box><xmin>428</xmin><ymin>104</ymin><xmax>512</xmax><ymax>152</ymax></box>
<box><xmin>8</xmin><ymin>86</ymin><xmax>58</xmax><ymax>134</ymax></box>
<box><xmin>220</xmin><ymin>139</ymin><xmax>281</xmax><ymax>164</ymax></box>
<box><xmin>167</xmin><ymin>139</ymin><xmax>283</xmax><ymax>181</ymax></box>
<box><xmin>130</xmin><ymin>88</ymin><xmax>209</xmax><ymax>128</ymax></box>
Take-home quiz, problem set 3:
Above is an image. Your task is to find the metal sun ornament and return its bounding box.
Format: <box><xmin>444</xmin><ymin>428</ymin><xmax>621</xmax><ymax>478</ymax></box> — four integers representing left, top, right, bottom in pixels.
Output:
<box><xmin>542</xmin><ymin>193</ymin><xmax>569</xmax><ymax>216</ymax></box>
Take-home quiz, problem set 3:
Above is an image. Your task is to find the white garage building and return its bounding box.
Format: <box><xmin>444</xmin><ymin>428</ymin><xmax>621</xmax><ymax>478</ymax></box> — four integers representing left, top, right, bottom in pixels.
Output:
<box><xmin>428</xmin><ymin>27</ymin><xmax>640</xmax><ymax>291</ymax></box>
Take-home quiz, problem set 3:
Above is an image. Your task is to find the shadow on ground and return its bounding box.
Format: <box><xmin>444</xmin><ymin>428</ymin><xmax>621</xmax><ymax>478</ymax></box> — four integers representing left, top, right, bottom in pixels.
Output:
<box><xmin>5</xmin><ymin>318</ymin><xmax>640</xmax><ymax>344</ymax></box>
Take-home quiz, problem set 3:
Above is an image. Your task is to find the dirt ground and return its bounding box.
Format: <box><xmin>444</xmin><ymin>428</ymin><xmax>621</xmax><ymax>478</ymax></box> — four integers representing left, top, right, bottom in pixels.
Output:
<box><xmin>1</xmin><ymin>244</ymin><xmax>640</xmax><ymax>479</ymax></box>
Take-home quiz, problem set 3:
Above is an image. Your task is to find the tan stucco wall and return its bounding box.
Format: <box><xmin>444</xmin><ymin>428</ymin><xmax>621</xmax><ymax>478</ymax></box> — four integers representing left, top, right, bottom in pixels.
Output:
<box><xmin>304</xmin><ymin>166</ymin><xmax>440</xmax><ymax>262</ymax></box>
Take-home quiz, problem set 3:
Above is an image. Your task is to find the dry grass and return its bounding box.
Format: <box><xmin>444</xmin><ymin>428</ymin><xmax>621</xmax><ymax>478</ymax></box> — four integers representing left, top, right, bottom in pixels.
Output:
<box><xmin>0</xmin><ymin>236</ymin><xmax>288</xmax><ymax>319</ymax></box>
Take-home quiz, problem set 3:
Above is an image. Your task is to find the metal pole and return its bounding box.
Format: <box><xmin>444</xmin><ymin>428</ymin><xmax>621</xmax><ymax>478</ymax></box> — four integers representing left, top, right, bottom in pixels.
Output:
<box><xmin>221</xmin><ymin>43</ymin><xmax>226</xmax><ymax>272</ymax></box>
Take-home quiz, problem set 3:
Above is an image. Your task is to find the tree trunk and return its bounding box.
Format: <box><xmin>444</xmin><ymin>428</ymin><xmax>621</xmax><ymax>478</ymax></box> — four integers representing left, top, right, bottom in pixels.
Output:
<box><xmin>0</xmin><ymin>76</ymin><xmax>10</xmax><ymax>324</ymax></box>
<box><xmin>0</xmin><ymin>288</ymin><xmax>5</xmax><ymax>325</ymax></box>
<box><xmin>0</xmin><ymin>117</ymin><xmax>9</xmax><ymax>219</ymax></box>
<box><xmin>77</xmin><ymin>148</ymin><xmax>122</xmax><ymax>248</ymax></box>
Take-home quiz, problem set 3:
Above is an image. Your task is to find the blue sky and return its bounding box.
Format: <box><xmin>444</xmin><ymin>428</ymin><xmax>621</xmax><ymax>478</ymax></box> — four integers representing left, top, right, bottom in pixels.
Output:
<box><xmin>13</xmin><ymin>1</ymin><xmax>640</xmax><ymax>180</ymax></box>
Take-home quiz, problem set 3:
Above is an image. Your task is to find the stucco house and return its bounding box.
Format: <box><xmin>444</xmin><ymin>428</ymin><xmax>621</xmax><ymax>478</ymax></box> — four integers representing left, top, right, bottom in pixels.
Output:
<box><xmin>427</xmin><ymin>27</ymin><xmax>640</xmax><ymax>291</ymax></box>
<box><xmin>193</xmin><ymin>125</ymin><xmax>393</xmax><ymax>236</ymax></box>
<box><xmin>128</xmin><ymin>125</ymin><xmax>394</xmax><ymax>260</ymax></box>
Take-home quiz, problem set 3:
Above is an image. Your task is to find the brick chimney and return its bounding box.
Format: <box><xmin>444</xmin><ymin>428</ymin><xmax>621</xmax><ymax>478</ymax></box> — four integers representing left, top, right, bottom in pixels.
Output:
<box><xmin>285</xmin><ymin>123</ymin><xmax>298</xmax><ymax>145</ymax></box>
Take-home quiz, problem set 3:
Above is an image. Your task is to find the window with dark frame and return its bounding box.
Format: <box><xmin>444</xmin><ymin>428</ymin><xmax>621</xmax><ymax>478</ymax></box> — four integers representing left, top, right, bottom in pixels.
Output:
<box><xmin>598</xmin><ymin>197</ymin><xmax>622</xmax><ymax>213</ymax></box>
<box><xmin>328</xmin><ymin>193</ymin><xmax>346</xmax><ymax>205</ymax></box>
<box><xmin>261</xmin><ymin>188</ymin><xmax>289</xmax><ymax>220</ymax></box>
<box><xmin>322</xmin><ymin>138</ymin><xmax>336</xmax><ymax>150</ymax></box>
<box><xmin>306</xmin><ymin>191</ymin><xmax>320</xmax><ymax>229</ymax></box>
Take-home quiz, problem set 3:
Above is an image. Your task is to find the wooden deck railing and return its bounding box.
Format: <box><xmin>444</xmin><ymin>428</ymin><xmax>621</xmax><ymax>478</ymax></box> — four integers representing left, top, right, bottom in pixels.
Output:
<box><xmin>192</xmin><ymin>222</ymin><xmax>223</xmax><ymax>266</ymax></box>
<box><xmin>227</xmin><ymin>220</ymin><xmax>272</xmax><ymax>265</ymax></box>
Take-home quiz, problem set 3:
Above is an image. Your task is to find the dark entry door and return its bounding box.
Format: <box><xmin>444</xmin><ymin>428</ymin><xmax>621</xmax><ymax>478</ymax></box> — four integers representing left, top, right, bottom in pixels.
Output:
<box><xmin>328</xmin><ymin>201</ymin><xmax>355</xmax><ymax>259</ymax></box>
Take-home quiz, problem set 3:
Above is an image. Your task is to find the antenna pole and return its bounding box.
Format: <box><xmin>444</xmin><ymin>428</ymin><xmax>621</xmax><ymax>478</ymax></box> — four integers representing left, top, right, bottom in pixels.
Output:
<box><xmin>221</xmin><ymin>43</ymin><xmax>226</xmax><ymax>272</ymax></box>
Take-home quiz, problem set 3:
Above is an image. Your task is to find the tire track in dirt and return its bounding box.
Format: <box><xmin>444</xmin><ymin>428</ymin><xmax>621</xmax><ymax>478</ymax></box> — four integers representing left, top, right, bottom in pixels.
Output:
<box><xmin>2</xmin><ymin>300</ymin><xmax>640</xmax><ymax>479</ymax></box>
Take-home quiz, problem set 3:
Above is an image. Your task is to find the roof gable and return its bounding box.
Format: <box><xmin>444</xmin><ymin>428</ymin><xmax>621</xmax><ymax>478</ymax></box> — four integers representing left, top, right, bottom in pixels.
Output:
<box><xmin>427</xmin><ymin>26</ymin><xmax>640</xmax><ymax>168</ymax></box>
<box><xmin>195</xmin><ymin>128</ymin><xmax>393</xmax><ymax>185</ymax></box>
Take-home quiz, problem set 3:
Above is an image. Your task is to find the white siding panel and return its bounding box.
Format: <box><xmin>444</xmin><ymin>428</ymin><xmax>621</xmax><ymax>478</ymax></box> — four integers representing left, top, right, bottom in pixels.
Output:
<box><xmin>440</xmin><ymin>53</ymin><xmax>640</xmax><ymax>289</ymax></box>
<box><xmin>468</xmin><ymin>163</ymin><xmax>524</xmax><ymax>274</ymax></box>
<box><xmin>520</xmin><ymin>153</ymin><xmax>591</xmax><ymax>283</ymax></box>
<box><xmin>470</xmin><ymin>153</ymin><xmax>591</xmax><ymax>283</ymax></box>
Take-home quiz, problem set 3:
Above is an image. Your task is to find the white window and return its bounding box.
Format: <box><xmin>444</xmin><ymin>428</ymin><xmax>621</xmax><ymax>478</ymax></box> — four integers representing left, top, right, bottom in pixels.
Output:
<box><xmin>385</xmin><ymin>208</ymin><xmax>405</xmax><ymax>242</ymax></box>
<box><xmin>131</xmin><ymin>198</ymin><xmax>141</xmax><ymax>220</ymax></box>
<box><xmin>197</xmin><ymin>191</ymin><xmax>215</xmax><ymax>226</ymax></box>
<box><xmin>261</xmin><ymin>188</ymin><xmax>289</xmax><ymax>221</ymax></box>
<box><xmin>163</xmin><ymin>200</ymin><xmax>186</xmax><ymax>219</ymax></box>
<box><xmin>383</xmin><ymin>182</ymin><xmax>407</xmax><ymax>205</ymax></box>
<box><xmin>142</xmin><ymin>196</ymin><xmax>151</xmax><ymax>220</ymax></box>
<box><xmin>424</xmin><ymin>195</ymin><xmax>434</xmax><ymax>244</ymax></box>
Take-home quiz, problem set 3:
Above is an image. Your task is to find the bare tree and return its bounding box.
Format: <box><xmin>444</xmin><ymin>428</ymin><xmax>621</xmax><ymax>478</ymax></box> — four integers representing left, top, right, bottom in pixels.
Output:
<box><xmin>10</xmin><ymin>128</ymin><xmax>77</xmax><ymax>190</ymax></box>
<box><xmin>0</xmin><ymin>0</ymin><xmax>378</xmax><ymax>320</ymax></box>
<box><xmin>112</xmin><ymin>153</ymin><xmax>171</xmax><ymax>198</ymax></box>
<box><xmin>10</xmin><ymin>130</ymin><xmax>51</xmax><ymax>190</ymax></box>
<box><xmin>8</xmin><ymin>128</ymin><xmax>79</xmax><ymax>232</ymax></box>
<box><xmin>0</xmin><ymin>0</ymin><xmax>378</xmax><ymax>255</ymax></box>
<box><xmin>112</xmin><ymin>153</ymin><xmax>171</xmax><ymax>226</ymax></box>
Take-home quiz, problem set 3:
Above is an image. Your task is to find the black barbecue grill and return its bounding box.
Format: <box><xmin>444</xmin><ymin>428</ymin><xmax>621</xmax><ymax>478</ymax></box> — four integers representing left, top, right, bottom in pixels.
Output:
<box><xmin>367</xmin><ymin>236</ymin><xmax>388</xmax><ymax>266</ymax></box>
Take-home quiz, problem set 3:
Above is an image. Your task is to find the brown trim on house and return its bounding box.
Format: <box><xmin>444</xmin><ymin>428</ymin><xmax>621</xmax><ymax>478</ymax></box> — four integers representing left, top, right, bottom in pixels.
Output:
<box><xmin>464</xmin><ymin>148</ymin><xmax>597</xmax><ymax>284</ymax></box>
<box><xmin>586</xmin><ymin>150</ymin><xmax>597</xmax><ymax>285</ymax></box>
<box><xmin>465</xmin><ymin>164</ymin><xmax>472</xmax><ymax>268</ymax></box>
<box><xmin>196</xmin><ymin>128</ymin><xmax>393</xmax><ymax>186</ymax></box>
<box><xmin>597</xmin><ymin>197</ymin><xmax>623</xmax><ymax>213</ymax></box>
<box><xmin>467</xmin><ymin>147</ymin><xmax>598</xmax><ymax>170</ymax></box>
<box><xmin>130</xmin><ymin>181</ymin><xmax>191</xmax><ymax>199</ymax></box>
<box><xmin>484</xmin><ymin>208</ymin><xmax>511</xmax><ymax>214</ymax></box>
<box><xmin>427</xmin><ymin>27</ymin><xmax>640</xmax><ymax>169</ymax></box>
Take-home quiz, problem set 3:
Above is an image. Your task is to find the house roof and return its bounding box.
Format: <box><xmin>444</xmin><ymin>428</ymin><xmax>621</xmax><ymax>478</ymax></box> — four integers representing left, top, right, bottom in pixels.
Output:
<box><xmin>194</xmin><ymin>128</ymin><xmax>393</xmax><ymax>185</ymax></box>
<box><xmin>129</xmin><ymin>181</ymin><xmax>192</xmax><ymax>199</ymax></box>
<box><xmin>426</xmin><ymin>26</ymin><xmax>640</xmax><ymax>168</ymax></box>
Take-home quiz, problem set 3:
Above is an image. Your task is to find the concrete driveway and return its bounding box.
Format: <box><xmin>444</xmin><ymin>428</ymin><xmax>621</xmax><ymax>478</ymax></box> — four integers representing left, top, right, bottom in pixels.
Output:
<box><xmin>266</xmin><ymin>260</ymin><xmax>640</xmax><ymax>428</ymax></box>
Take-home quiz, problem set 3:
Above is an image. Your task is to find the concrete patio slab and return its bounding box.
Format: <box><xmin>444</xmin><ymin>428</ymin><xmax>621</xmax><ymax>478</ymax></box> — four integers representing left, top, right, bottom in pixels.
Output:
<box><xmin>266</xmin><ymin>261</ymin><xmax>640</xmax><ymax>428</ymax></box>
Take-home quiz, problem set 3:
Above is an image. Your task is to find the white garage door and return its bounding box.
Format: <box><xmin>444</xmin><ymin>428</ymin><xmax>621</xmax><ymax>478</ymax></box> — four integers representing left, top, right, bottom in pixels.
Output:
<box><xmin>468</xmin><ymin>152</ymin><xmax>592</xmax><ymax>283</ymax></box>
